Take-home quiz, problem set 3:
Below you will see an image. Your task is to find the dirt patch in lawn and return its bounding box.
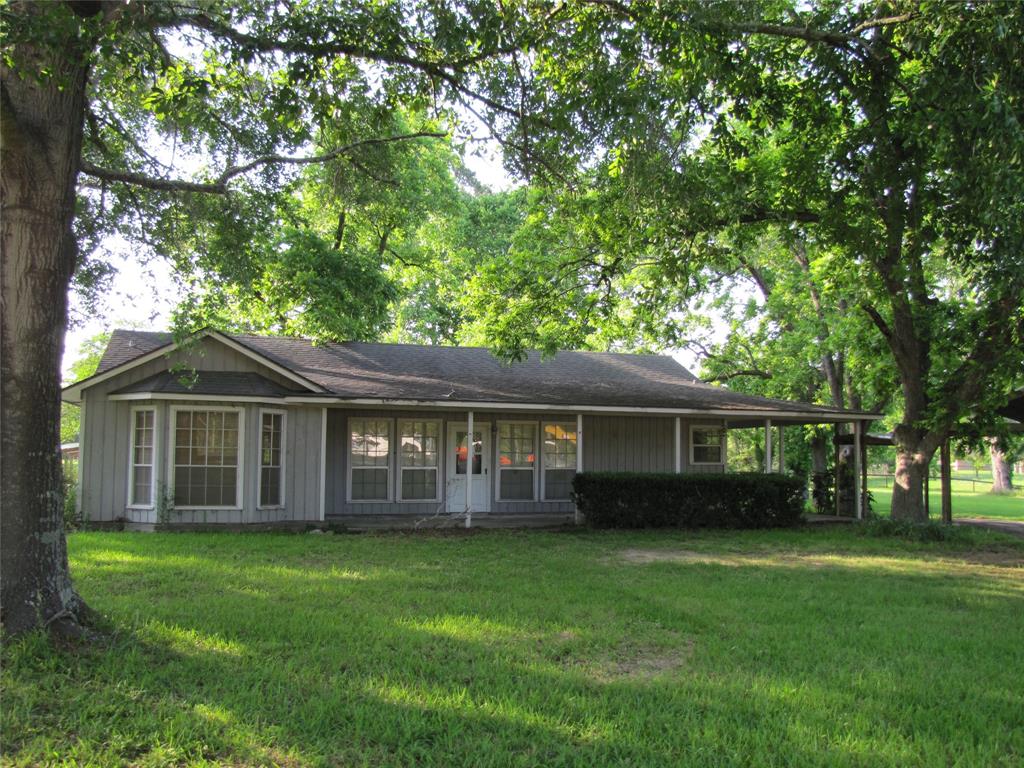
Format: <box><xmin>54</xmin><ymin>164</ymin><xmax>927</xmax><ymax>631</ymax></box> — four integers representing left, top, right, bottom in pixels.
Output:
<box><xmin>593</xmin><ymin>638</ymin><xmax>695</xmax><ymax>681</ymax></box>
<box><xmin>616</xmin><ymin>547</ymin><xmax>1024</xmax><ymax>572</ymax></box>
<box><xmin>618</xmin><ymin>548</ymin><xmax>831</xmax><ymax>569</ymax></box>
<box><xmin>556</xmin><ymin>628</ymin><xmax>695</xmax><ymax>682</ymax></box>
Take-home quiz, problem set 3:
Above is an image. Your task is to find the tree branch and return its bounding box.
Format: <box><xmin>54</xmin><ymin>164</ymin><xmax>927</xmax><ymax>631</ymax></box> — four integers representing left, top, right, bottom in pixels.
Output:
<box><xmin>860</xmin><ymin>302</ymin><xmax>893</xmax><ymax>342</ymax></box>
<box><xmin>162</xmin><ymin>13</ymin><xmax>534</xmax><ymax>122</ymax></box>
<box><xmin>704</xmin><ymin>368</ymin><xmax>773</xmax><ymax>383</ymax></box>
<box><xmin>79</xmin><ymin>131</ymin><xmax>447</xmax><ymax>194</ymax></box>
<box><xmin>850</xmin><ymin>13</ymin><xmax>917</xmax><ymax>35</ymax></box>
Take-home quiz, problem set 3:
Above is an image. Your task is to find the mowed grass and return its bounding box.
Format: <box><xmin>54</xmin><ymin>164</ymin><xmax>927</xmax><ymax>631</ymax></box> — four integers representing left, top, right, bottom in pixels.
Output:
<box><xmin>868</xmin><ymin>476</ymin><xmax>1024</xmax><ymax>521</ymax></box>
<box><xmin>3</xmin><ymin>529</ymin><xmax>1024</xmax><ymax>767</ymax></box>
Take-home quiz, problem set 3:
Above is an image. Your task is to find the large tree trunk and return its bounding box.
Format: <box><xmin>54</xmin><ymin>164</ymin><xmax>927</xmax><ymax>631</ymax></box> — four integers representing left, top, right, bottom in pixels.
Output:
<box><xmin>988</xmin><ymin>438</ymin><xmax>1014</xmax><ymax>493</ymax></box>
<box><xmin>890</xmin><ymin>448</ymin><xmax>933</xmax><ymax>522</ymax></box>
<box><xmin>1</xmin><ymin>3</ymin><xmax>95</xmax><ymax>636</ymax></box>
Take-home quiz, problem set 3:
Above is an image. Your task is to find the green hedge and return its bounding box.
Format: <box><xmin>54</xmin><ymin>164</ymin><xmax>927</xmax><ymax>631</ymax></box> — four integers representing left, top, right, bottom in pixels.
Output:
<box><xmin>572</xmin><ymin>472</ymin><xmax>805</xmax><ymax>529</ymax></box>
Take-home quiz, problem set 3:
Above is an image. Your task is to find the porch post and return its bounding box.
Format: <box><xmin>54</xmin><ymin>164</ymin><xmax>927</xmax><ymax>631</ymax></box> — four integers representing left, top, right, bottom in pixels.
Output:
<box><xmin>778</xmin><ymin>425</ymin><xmax>785</xmax><ymax>473</ymax></box>
<box><xmin>853</xmin><ymin>419</ymin><xmax>863</xmax><ymax>520</ymax></box>
<box><xmin>319</xmin><ymin>407</ymin><xmax>327</xmax><ymax>521</ymax></box>
<box><xmin>466</xmin><ymin>410</ymin><xmax>474</xmax><ymax>528</ymax></box>
<box><xmin>764</xmin><ymin>419</ymin><xmax>773</xmax><ymax>473</ymax></box>
<box><xmin>674</xmin><ymin>417</ymin><xmax>682</xmax><ymax>473</ymax></box>
<box><xmin>575</xmin><ymin>413</ymin><xmax>584</xmax><ymax>525</ymax></box>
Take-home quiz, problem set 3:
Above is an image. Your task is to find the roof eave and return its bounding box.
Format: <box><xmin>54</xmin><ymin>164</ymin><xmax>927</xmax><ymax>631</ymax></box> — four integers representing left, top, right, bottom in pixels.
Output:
<box><xmin>278</xmin><ymin>395</ymin><xmax>881</xmax><ymax>422</ymax></box>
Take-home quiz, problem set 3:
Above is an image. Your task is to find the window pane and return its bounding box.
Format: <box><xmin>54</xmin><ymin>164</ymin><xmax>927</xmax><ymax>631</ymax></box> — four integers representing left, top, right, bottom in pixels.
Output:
<box><xmin>693</xmin><ymin>428</ymin><xmax>722</xmax><ymax>447</ymax></box>
<box><xmin>173</xmin><ymin>410</ymin><xmax>240</xmax><ymax>506</ymax></box>
<box><xmin>500</xmin><ymin>469</ymin><xmax>534</xmax><ymax>500</ymax></box>
<box><xmin>544</xmin><ymin>469</ymin><xmax>575</xmax><ymax>501</ymax></box>
<box><xmin>132</xmin><ymin>467</ymin><xmax>152</xmax><ymax>505</ymax></box>
<box><xmin>351</xmin><ymin>419</ymin><xmax>389</xmax><ymax>467</ymax></box>
<box><xmin>499</xmin><ymin>423</ymin><xmax>535</xmax><ymax>468</ymax></box>
<box><xmin>543</xmin><ymin>423</ymin><xmax>577</xmax><ymax>470</ymax></box>
<box><xmin>402</xmin><ymin>468</ymin><xmax>437</xmax><ymax>500</ymax></box>
<box><xmin>693</xmin><ymin>446</ymin><xmax>723</xmax><ymax>464</ymax></box>
<box><xmin>259</xmin><ymin>412</ymin><xmax>284</xmax><ymax>507</ymax></box>
<box><xmin>352</xmin><ymin>468</ymin><xmax>388</xmax><ymax>500</ymax></box>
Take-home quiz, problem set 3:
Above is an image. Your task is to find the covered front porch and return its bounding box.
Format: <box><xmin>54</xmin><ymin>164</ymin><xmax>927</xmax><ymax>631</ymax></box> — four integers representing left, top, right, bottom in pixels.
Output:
<box><xmin>321</xmin><ymin>403</ymin><xmax>879</xmax><ymax>529</ymax></box>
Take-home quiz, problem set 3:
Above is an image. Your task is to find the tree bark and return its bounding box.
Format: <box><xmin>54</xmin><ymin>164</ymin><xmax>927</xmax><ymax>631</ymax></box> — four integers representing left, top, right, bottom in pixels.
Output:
<box><xmin>940</xmin><ymin>439</ymin><xmax>952</xmax><ymax>524</ymax></box>
<box><xmin>988</xmin><ymin>438</ymin><xmax>1014</xmax><ymax>493</ymax></box>
<box><xmin>890</xmin><ymin>446</ymin><xmax>933</xmax><ymax>522</ymax></box>
<box><xmin>1</xmin><ymin>3</ymin><xmax>95</xmax><ymax>637</ymax></box>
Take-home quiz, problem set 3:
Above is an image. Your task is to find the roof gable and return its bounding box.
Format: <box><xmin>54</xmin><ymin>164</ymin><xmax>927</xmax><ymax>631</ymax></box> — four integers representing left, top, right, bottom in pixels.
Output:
<box><xmin>96</xmin><ymin>330</ymin><xmax>172</xmax><ymax>373</ymax></box>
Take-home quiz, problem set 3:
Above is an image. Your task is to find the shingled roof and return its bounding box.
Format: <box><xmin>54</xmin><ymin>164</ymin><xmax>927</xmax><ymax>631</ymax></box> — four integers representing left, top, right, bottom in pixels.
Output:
<box><xmin>111</xmin><ymin>371</ymin><xmax>305</xmax><ymax>399</ymax></box>
<box><xmin>84</xmin><ymin>328</ymin><xmax>877</xmax><ymax>421</ymax></box>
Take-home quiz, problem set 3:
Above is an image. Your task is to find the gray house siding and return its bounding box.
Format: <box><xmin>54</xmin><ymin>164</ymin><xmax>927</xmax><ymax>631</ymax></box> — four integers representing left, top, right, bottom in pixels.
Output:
<box><xmin>323</xmin><ymin>409</ymin><xmax>725</xmax><ymax>523</ymax></box>
<box><xmin>78</xmin><ymin>337</ymin><xmax>323</xmax><ymax>525</ymax></box>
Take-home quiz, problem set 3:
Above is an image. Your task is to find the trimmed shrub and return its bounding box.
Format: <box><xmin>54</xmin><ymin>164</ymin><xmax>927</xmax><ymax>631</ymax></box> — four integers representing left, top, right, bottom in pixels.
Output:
<box><xmin>572</xmin><ymin>472</ymin><xmax>805</xmax><ymax>529</ymax></box>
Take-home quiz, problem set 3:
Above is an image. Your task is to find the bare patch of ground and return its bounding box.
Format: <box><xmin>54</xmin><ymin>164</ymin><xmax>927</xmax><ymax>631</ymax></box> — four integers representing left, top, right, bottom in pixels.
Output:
<box><xmin>617</xmin><ymin>548</ymin><xmax>831</xmax><ymax>569</ymax></box>
<box><xmin>592</xmin><ymin>638</ymin><xmax>695</xmax><ymax>681</ymax></box>
<box><xmin>554</xmin><ymin>628</ymin><xmax>695</xmax><ymax>682</ymax></box>
<box><xmin>615</xmin><ymin>547</ymin><xmax>1024</xmax><ymax>571</ymax></box>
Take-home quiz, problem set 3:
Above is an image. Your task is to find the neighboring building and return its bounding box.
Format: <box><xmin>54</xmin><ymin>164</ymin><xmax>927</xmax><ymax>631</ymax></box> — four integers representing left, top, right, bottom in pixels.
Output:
<box><xmin>62</xmin><ymin>329</ymin><xmax>877</xmax><ymax>529</ymax></box>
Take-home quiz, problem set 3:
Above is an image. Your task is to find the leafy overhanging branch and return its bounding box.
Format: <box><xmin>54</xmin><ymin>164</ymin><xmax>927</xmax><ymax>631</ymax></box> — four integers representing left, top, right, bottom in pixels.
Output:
<box><xmin>79</xmin><ymin>131</ymin><xmax>447</xmax><ymax>194</ymax></box>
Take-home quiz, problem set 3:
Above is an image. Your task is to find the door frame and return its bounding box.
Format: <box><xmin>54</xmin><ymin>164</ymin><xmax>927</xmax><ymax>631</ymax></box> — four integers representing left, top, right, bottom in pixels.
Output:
<box><xmin>445</xmin><ymin>421</ymin><xmax>491</xmax><ymax>513</ymax></box>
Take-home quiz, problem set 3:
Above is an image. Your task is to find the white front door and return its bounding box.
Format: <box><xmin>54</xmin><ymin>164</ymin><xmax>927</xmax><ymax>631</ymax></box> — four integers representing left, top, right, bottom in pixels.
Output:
<box><xmin>446</xmin><ymin>422</ymin><xmax>491</xmax><ymax>513</ymax></box>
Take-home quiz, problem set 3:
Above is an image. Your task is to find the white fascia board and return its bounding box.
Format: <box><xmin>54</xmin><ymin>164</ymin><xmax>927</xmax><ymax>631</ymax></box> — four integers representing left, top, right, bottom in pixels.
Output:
<box><xmin>278</xmin><ymin>396</ymin><xmax>881</xmax><ymax>422</ymax></box>
<box><xmin>62</xmin><ymin>340</ymin><xmax>181</xmax><ymax>403</ymax></box>
<box><xmin>109</xmin><ymin>392</ymin><xmax>286</xmax><ymax>405</ymax></box>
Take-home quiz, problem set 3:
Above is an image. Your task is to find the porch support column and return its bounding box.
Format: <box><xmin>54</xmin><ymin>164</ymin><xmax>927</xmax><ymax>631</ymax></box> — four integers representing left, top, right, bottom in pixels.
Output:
<box><xmin>674</xmin><ymin>417</ymin><xmax>682</xmax><ymax>473</ymax></box>
<box><xmin>778</xmin><ymin>426</ymin><xmax>785</xmax><ymax>473</ymax></box>
<box><xmin>764</xmin><ymin>419</ymin><xmax>773</xmax><ymax>473</ymax></box>
<box><xmin>465</xmin><ymin>410</ymin><xmax>474</xmax><ymax>528</ymax></box>
<box><xmin>853</xmin><ymin>419</ymin><xmax>863</xmax><ymax>520</ymax></box>
<box><xmin>319</xmin><ymin>407</ymin><xmax>327</xmax><ymax>521</ymax></box>
<box><xmin>575</xmin><ymin>414</ymin><xmax>584</xmax><ymax>525</ymax></box>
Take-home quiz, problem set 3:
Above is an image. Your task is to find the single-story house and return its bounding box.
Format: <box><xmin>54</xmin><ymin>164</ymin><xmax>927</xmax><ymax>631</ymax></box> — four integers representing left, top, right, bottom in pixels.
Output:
<box><xmin>62</xmin><ymin>329</ymin><xmax>879</xmax><ymax>529</ymax></box>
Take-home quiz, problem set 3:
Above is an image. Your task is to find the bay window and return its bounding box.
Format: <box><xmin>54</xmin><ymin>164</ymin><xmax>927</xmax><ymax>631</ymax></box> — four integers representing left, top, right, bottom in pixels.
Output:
<box><xmin>129</xmin><ymin>407</ymin><xmax>156</xmax><ymax>507</ymax></box>
<box><xmin>173</xmin><ymin>409</ymin><xmax>241</xmax><ymax>507</ymax></box>
<box><xmin>259</xmin><ymin>410</ymin><xmax>285</xmax><ymax>507</ymax></box>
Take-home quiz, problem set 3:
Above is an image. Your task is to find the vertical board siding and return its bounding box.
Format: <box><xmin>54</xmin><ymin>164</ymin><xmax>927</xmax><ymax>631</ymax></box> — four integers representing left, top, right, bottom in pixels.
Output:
<box><xmin>79</xmin><ymin>336</ymin><xmax>319</xmax><ymax>524</ymax></box>
<box><xmin>582</xmin><ymin>415</ymin><xmax>675</xmax><ymax>473</ymax></box>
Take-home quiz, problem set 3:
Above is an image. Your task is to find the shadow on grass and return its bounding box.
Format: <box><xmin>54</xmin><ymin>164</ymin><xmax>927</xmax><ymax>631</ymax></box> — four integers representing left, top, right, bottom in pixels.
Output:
<box><xmin>4</xmin><ymin>530</ymin><xmax>1024</xmax><ymax>767</ymax></box>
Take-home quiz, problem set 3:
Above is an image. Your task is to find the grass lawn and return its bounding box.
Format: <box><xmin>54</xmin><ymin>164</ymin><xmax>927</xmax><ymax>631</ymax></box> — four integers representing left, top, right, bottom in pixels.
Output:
<box><xmin>4</xmin><ymin>528</ymin><xmax>1024</xmax><ymax>767</ymax></box>
<box><xmin>868</xmin><ymin>476</ymin><xmax>1024</xmax><ymax>521</ymax></box>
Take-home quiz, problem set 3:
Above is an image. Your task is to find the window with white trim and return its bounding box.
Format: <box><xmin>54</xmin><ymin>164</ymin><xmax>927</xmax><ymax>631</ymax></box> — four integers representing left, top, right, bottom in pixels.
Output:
<box><xmin>691</xmin><ymin>426</ymin><xmax>724</xmax><ymax>464</ymax></box>
<box><xmin>350</xmin><ymin>418</ymin><xmax>390</xmax><ymax>501</ymax></box>
<box><xmin>173</xmin><ymin>410</ymin><xmax>240</xmax><ymax>507</ymax></box>
<box><xmin>129</xmin><ymin>408</ymin><xmax>156</xmax><ymax>506</ymax></box>
<box><xmin>259</xmin><ymin>411</ymin><xmax>284</xmax><ymax>507</ymax></box>
<box><xmin>498</xmin><ymin>422</ymin><xmax>535</xmax><ymax>500</ymax></box>
<box><xmin>542</xmin><ymin>422</ymin><xmax>577</xmax><ymax>500</ymax></box>
<box><xmin>399</xmin><ymin>420</ymin><xmax>439</xmax><ymax>500</ymax></box>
